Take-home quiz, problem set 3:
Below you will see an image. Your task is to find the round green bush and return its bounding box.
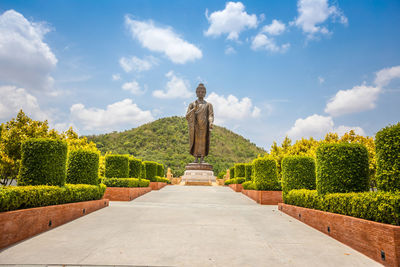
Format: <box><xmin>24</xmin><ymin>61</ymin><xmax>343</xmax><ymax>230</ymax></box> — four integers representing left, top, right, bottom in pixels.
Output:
<box><xmin>282</xmin><ymin>156</ymin><xmax>316</xmax><ymax>197</ymax></box>
<box><xmin>129</xmin><ymin>157</ymin><xmax>142</xmax><ymax>178</ymax></box>
<box><xmin>316</xmin><ymin>143</ymin><xmax>369</xmax><ymax>194</ymax></box>
<box><xmin>252</xmin><ymin>157</ymin><xmax>280</xmax><ymax>190</ymax></box>
<box><xmin>67</xmin><ymin>149</ymin><xmax>99</xmax><ymax>185</ymax></box>
<box><xmin>375</xmin><ymin>123</ymin><xmax>400</xmax><ymax>192</ymax></box>
<box><xmin>229</xmin><ymin>166</ymin><xmax>235</xmax><ymax>178</ymax></box>
<box><xmin>234</xmin><ymin>163</ymin><xmax>245</xmax><ymax>178</ymax></box>
<box><xmin>245</xmin><ymin>163</ymin><xmax>252</xmax><ymax>181</ymax></box>
<box><xmin>144</xmin><ymin>161</ymin><xmax>157</xmax><ymax>182</ymax></box>
<box><xmin>18</xmin><ymin>138</ymin><xmax>67</xmax><ymax>186</ymax></box>
<box><xmin>105</xmin><ymin>154</ymin><xmax>129</xmax><ymax>178</ymax></box>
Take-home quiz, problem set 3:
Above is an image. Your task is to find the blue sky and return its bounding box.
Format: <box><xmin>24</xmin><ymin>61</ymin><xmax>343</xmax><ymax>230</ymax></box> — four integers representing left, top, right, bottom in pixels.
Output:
<box><xmin>0</xmin><ymin>0</ymin><xmax>399</xmax><ymax>149</ymax></box>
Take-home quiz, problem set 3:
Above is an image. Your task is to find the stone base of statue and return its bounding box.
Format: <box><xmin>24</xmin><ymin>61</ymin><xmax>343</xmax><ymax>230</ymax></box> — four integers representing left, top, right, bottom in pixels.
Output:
<box><xmin>182</xmin><ymin>163</ymin><xmax>216</xmax><ymax>186</ymax></box>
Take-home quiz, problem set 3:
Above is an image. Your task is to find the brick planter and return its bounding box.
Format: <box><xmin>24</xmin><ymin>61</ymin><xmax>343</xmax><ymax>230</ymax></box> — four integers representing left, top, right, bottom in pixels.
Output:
<box><xmin>102</xmin><ymin>187</ymin><xmax>151</xmax><ymax>201</ymax></box>
<box><xmin>0</xmin><ymin>199</ymin><xmax>109</xmax><ymax>250</ymax></box>
<box><xmin>150</xmin><ymin>182</ymin><xmax>167</xmax><ymax>190</ymax></box>
<box><xmin>229</xmin><ymin>184</ymin><xmax>243</xmax><ymax>192</ymax></box>
<box><xmin>242</xmin><ymin>189</ymin><xmax>282</xmax><ymax>205</ymax></box>
<box><xmin>278</xmin><ymin>203</ymin><xmax>400</xmax><ymax>266</ymax></box>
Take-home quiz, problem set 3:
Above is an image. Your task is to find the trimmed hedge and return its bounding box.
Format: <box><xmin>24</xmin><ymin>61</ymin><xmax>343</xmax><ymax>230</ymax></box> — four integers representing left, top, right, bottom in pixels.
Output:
<box><xmin>224</xmin><ymin>177</ymin><xmax>246</xmax><ymax>185</ymax></box>
<box><xmin>129</xmin><ymin>158</ymin><xmax>142</xmax><ymax>178</ymax></box>
<box><xmin>67</xmin><ymin>150</ymin><xmax>99</xmax><ymax>185</ymax></box>
<box><xmin>375</xmin><ymin>123</ymin><xmax>400</xmax><ymax>192</ymax></box>
<box><xmin>0</xmin><ymin>184</ymin><xmax>106</xmax><ymax>212</ymax></box>
<box><xmin>285</xmin><ymin>189</ymin><xmax>400</xmax><ymax>226</ymax></box>
<box><xmin>229</xmin><ymin>166</ymin><xmax>235</xmax><ymax>178</ymax></box>
<box><xmin>140</xmin><ymin>162</ymin><xmax>146</xmax><ymax>179</ymax></box>
<box><xmin>282</xmin><ymin>156</ymin><xmax>316</xmax><ymax>197</ymax></box>
<box><xmin>242</xmin><ymin>181</ymin><xmax>257</xmax><ymax>190</ymax></box>
<box><xmin>157</xmin><ymin>163</ymin><xmax>165</xmax><ymax>177</ymax></box>
<box><xmin>316</xmin><ymin>143</ymin><xmax>369</xmax><ymax>194</ymax></box>
<box><xmin>155</xmin><ymin>176</ymin><xmax>171</xmax><ymax>184</ymax></box>
<box><xmin>245</xmin><ymin>163</ymin><xmax>252</xmax><ymax>181</ymax></box>
<box><xmin>234</xmin><ymin>163</ymin><xmax>246</xmax><ymax>178</ymax></box>
<box><xmin>18</xmin><ymin>138</ymin><xmax>68</xmax><ymax>186</ymax></box>
<box><xmin>105</xmin><ymin>155</ymin><xmax>129</xmax><ymax>178</ymax></box>
<box><xmin>253</xmin><ymin>157</ymin><xmax>280</xmax><ymax>190</ymax></box>
<box><xmin>143</xmin><ymin>161</ymin><xmax>158</xmax><ymax>182</ymax></box>
<box><xmin>102</xmin><ymin>178</ymin><xmax>150</xmax><ymax>188</ymax></box>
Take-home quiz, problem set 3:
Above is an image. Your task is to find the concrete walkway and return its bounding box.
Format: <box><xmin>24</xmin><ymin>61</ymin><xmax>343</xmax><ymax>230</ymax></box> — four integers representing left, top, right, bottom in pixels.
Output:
<box><xmin>0</xmin><ymin>186</ymin><xmax>380</xmax><ymax>266</ymax></box>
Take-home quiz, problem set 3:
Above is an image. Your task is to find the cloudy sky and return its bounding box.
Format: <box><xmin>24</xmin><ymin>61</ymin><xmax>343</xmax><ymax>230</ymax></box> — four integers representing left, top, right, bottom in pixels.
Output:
<box><xmin>0</xmin><ymin>0</ymin><xmax>399</xmax><ymax>149</ymax></box>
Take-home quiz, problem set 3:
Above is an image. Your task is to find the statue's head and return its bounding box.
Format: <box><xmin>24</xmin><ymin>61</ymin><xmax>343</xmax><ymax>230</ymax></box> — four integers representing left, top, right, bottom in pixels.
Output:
<box><xmin>196</xmin><ymin>83</ymin><xmax>206</xmax><ymax>98</ymax></box>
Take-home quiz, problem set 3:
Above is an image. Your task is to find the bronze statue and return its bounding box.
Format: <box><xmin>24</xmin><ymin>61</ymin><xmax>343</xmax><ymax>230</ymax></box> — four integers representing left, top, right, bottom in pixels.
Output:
<box><xmin>186</xmin><ymin>83</ymin><xmax>214</xmax><ymax>163</ymax></box>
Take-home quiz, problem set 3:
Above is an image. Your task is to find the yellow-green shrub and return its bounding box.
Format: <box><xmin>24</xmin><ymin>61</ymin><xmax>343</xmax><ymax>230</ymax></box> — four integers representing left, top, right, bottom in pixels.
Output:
<box><xmin>0</xmin><ymin>184</ymin><xmax>106</xmax><ymax>212</ymax></box>
<box><xmin>105</xmin><ymin>155</ymin><xmax>129</xmax><ymax>178</ymax></box>
<box><xmin>67</xmin><ymin>150</ymin><xmax>99</xmax><ymax>185</ymax></box>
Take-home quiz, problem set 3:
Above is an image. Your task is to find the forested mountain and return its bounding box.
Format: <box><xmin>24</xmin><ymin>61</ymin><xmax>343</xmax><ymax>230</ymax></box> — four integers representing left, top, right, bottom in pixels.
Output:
<box><xmin>86</xmin><ymin>116</ymin><xmax>265</xmax><ymax>176</ymax></box>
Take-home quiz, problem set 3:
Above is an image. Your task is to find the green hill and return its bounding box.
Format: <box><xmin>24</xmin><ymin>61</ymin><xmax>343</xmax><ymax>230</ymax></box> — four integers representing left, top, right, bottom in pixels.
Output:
<box><xmin>86</xmin><ymin>116</ymin><xmax>265</xmax><ymax>176</ymax></box>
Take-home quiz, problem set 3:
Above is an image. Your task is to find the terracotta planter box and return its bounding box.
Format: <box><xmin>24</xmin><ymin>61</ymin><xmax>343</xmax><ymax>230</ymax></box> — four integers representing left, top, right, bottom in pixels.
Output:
<box><xmin>0</xmin><ymin>199</ymin><xmax>109</xmax><ymax>250</ymax></box>
<box><xmin>229</xmin><ymin>184</ymin><xmax>243</xmax><ymax>192</ymax></box>
<box><xmin>278</xmin><ymin>203</ymin><xmax>400</xmax><ymax>266</ymax></box>
<box><xmin>242</xmin><ymin>189</ymin><xmax>282</xmax><ymax>205</ymax></box>
<box><xmin>102</xmin><ymin>187</ymin><xmax>151</xmax><ymax>201</ymax></box>
<box><xmin>150</xmin><ymin>182</ymin><xmax>167</xmax><ymax>190</ymax></box>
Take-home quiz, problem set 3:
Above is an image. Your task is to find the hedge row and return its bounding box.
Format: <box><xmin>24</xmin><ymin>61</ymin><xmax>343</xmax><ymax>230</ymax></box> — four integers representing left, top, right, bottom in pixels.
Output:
<box><xmin>229</xmin><ymin>166</ymin><xmax>235</xmax><ymax>179</ymax></box>
<box><xmin>281</xmin><ymin>156</ymin><xmax>315</xmax><ymax>197</ymax></box>
<box><xmin>67</xmin><ymin>150</ymin><xmax>99</xmax><ymax>185</ymax></box>
<box><xmin>234</xmin><ymin>163</ymin><xmax>245</xmax><ymax>178</ymax></box>
<box><xmin>224</xmin><ymin>177</ymin><xmax>246</xmax><ymax>185</ymax></box>
<box><xmin>102</xmin><ymin>178</ymin><xmax>150</xmax><ymax>188</ymax></box>
<box><xmin>242</xmin><ymin>181</ymin><xmax>257</xmax><ymax>190</ymax></box>
<box><xmin>376</xmin><ymin>123</ymin><xmax>400</xmax><ymax>192</ymax></box>
<box><xmin>285</xmin><ymin>189</ymin><xmax>400</xmax><ymax>225</ymax></box>
<box><xmin>143</xmin><ymin>161</ymin><xmax>158</xmax><ymax>182</ymax></box>
<box><xmin>105</xmin><ymin>155</ymin><xmax>129</xmax><ymax>178</ymax></box>
<box><xmin>155</xmin><ymin>176</ymin><xmax>170</xmax><ymax>184</ymax></box>
<box><xmin>253</xmin><ymin>158</ymin><xmax>280</xmax><ymax>190</ymax></box>
<box><xmin>18</xmin><ymin>139</ymin><xmax>68</xmax><ymax>186</ymax></box>
<box><xmin>0</xmin><ymin>184</ymin><xmax>106</xmax><ymax>212</ymax></box>
<box><xmin>316</xmin><ymin>143</ymin><xmax>369</xmax><ymax>194</ymax></box>
<box><xmin>129</xmin><ymin>158</ymin><xmax>142</xmax><ymax>178</ymax></box>
<box><xmin>157</xmin><ymin>164</ymin><xmax>165</xmax><ymax>177</ymax></box>
<box><xmin>245</xmin><ymin>163</ymin><xmax>252</xmax><ymax>181</ymax></box>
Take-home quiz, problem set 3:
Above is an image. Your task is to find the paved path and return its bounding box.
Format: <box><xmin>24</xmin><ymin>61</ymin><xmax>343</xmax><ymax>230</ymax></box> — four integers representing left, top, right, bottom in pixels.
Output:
<box><xmin>0</xmin><ymin>186</ymin><xmax>380</xmax><ymax>267</ymax></box>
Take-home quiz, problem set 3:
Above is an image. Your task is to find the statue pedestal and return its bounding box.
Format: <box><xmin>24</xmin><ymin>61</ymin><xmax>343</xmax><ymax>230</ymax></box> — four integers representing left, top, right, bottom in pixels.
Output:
<box><xmin>182</xmin><ymin>163</ymin><xmax>216</xmax><ymax>186</ymax></box>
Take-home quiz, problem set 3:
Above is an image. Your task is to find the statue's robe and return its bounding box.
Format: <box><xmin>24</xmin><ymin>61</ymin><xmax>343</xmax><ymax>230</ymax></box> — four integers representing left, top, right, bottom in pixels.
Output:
<box><xmin>186</xmin><ymin>100</ymin><xmax>214</xmax><ymax>157</ymax></box>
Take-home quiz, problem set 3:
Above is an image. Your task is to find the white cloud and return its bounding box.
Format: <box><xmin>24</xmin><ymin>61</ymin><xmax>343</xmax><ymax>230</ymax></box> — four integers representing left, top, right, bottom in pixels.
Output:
<box><xmin>334</xmin><ymin>125</ymin><xmax>365</xmax><ymax>137</ymax></box>
<box><xmin>318</xmin><ymin>76</ymin><xmax>325</xmax><ymax>84</ymax></box>
<box><xmin>125</xmin><ymin>16</ymin><xmax>202</xmax><ymax>64</ymax></box>
<box><xmin>153</xmin><ymin>71</ymin><xmax>193</xmax><ymax>99</ymax></box>
<box><xmin>204</xmin><ymin>2</ymin><xmax>258</xmax><ymax>40</ymax></box>
<box><xmin>0</xmin><ymin>85</ymin><xmax>48</xmax><ymax>121</ymax></box>
<box><xmin>374</xmin><ymin>65</ymin><xmax>400</xmax><ymax>87</ymax></box>
<box><xmin>287</xmin><ymin>114</ymin><xmax>365</xmax><ymax>140</ymax></box>
<box><xmin>206</xmin><ymin>92</ymin><xmax>260</xmax><ymax>124</ymax></box>
<box><xmin>119</xmin><ymin>56</ymin><xmax>158</xmax><ymax>73</ymax></box>
<box><xmin>262</xmin><ymin>19</ymin><xmax>286</xmax><ymax>35</ymax></box>
<box><xmin>0</xmin><ymin>10</ymin><xmax>57</xmax><ymax>90</ymax></box>
<box><xmin>325</xmin><ymin>85</ymin><xmax>381</xmax><ymax>117</ymax></box>
<box><xmin>293</xmin><ymin>0</ymin><xmax>347</xmax><ymax>38</ymax></box>
<box><xmin>225</xmin><ymin>46</ymin><xmax>236</xmax><ymax>55</ymax></box>
<box><xmin>112</xmin><ymin>74</ymin><xmax>121</xmax><ymax>81</ymax></box>
<box><xmin>251</xmin><ymin>33</ymin><xmax>290</xmax><ymax>53</ymax></box>
<box><xmin>70</xmin><ymin>99</ymin><xmax>153</xmax><ymax>132</ymax></box>
<box><xmin>287</xmin><ymin>114</ymin><xmax>334</xmax><ymax>140</ymax></box>
<box><xmin>122</xmin><ymin>80</ymin><xmax>145</xmax><ymax>95</ymax></box>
